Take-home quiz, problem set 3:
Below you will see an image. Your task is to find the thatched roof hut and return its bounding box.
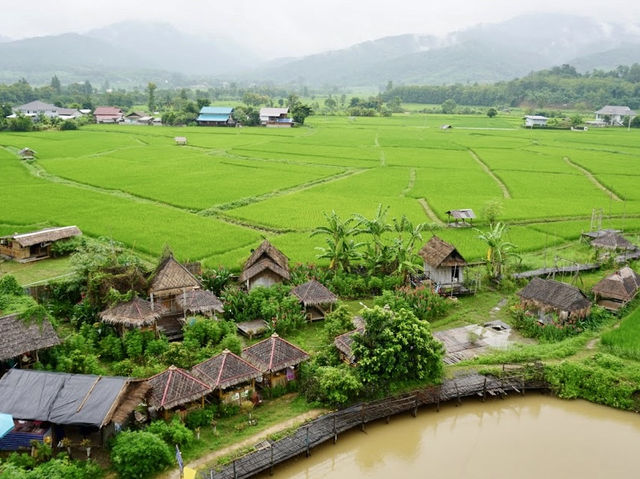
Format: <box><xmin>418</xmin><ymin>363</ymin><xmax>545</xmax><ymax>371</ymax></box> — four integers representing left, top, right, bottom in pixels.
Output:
<box><xmin>419</xmin><ymin>235</ymin><xmax>467</xmax><ymax>288</ymax></box>
<box><xmin>517</xmin><ymin>278</ymin><xmax>591</xmax><ymax>321</ymax></box>
<box><xmin>0</xmin><ymin>226</ymin><xmax>82</xmax><ymax>262</ymax></box>
<box><xmin>242</xmin><ymin>333</ymin><xmax>309</xmax><ymax>374</ymax></box>
<box><xmin>590</xmin><ymin>233</ymin><xmax>637</xmax><ymax>251</ymax></box>
<box><xmin>149</xmin><ymin>255</ymin><xmax>201</xmax><ymax>298</ymax></box>
<box><xmin>192</xmin><ymin>350</ymin><xmax>262</xmax><ymax>390</ymax></box>
<box><xmin>334</xmin><ymin>326</ymin><xmax>365</xmax><ymax>365</ymax></box>
<box><xmin>176</xmin><ymin>289</ymin><xmax>224</xmax><ymax>317</ymax></box>
<box><xmin>239</xmin><ymin>240</ymin><xmax>290</xmax><ymax>291</ymax></box>
<box><xmin>18</xmin><ymin>148</ymin><xmax>36</xmax><ymax>159</ymax></box>
<box><xmin>146</xmin><ymin>365</ymin><xmax>211</xmax><ymax>411</ymax></box>
<box><xmin>236</xmin><ymin>320</ymin><xmax>269</xmax><ymax>339</ymax></box>
<box><xmin>592</xmin><ymin>266</ymin><xmax>640</xmax><ymax>311</ymax></box>
<box><xmin>445</xmin><ymin>209</ymin><xmax>475</xmax><ymax>227</ymax></box>
<box><xmin>291</xmin><ymin>279</ymin><xmax>337</xmax><ymax>320</ymax></box>
<box><xmin>0</xmin><ymin>314</ymin><xmax>61</xmax><ymax>362</ymax></box>
<box><xmin>99</xmin><ymin>297</ymin><xmax>163</xmax><ymax>329</ymax></box>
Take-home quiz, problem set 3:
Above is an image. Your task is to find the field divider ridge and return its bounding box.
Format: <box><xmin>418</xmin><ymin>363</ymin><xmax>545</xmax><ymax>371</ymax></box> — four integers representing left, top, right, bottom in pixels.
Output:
<box><xmin>562</xmin><ymin>156</ymin><xmax>623</xmax><ymax>202</ymax></box>
<box><xmin>467</xmin><ymin>148</ymin><xmax>512</xmax><ymax>199</ymax></box>
<box><xmin>418</xmin><ymin>198</ymin><xmax>445</xmax><ymax>225</ymax></box>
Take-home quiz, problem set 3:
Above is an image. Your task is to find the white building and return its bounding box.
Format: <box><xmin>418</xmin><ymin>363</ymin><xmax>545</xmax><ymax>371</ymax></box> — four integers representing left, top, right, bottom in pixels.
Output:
<box><xmin>524</xmin><ymin>115</ymin><xmax>548</xmax><ymax>127</ymax></box>
<box><xmin>11</xmin><ymin>100</ymin><xmax>81</xmax><ymax>120</ymax></box>
<box><xmin>594</xmin><ymin>106</ymin><xmax>636</xmax><ymax>126</ymax></box>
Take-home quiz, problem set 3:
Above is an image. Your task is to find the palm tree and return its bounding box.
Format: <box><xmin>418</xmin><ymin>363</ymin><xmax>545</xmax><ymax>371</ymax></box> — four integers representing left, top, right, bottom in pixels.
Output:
<box><xmin>311</xmin><ymin>211</ymin><xmax>363</xmax><ymax>271</ymax></box>
<box><xmin>355</xmin><ymin>204</ymin><xmax>393</xmax><ymax>274</ymax></box>
<box><xmin>390</xmin><ymin>215</ymin><xmax>431</xmax><ymax>282</ymax></box>
<box><xmin>475</xmin><ymin>222</ymin><xmax>519</xmax><ymax>280</ymax></box>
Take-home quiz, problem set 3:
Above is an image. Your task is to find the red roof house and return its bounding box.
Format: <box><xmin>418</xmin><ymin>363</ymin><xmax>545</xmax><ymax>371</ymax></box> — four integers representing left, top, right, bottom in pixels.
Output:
<box><xmin>94</xmin><ymin>106</ymin><xmax>124</xmax><ymax>124</ymax></box>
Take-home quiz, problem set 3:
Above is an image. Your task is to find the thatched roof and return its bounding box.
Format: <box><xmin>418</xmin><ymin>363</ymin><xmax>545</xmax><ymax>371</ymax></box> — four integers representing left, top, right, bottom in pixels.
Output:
<box><xmin>110</xmin><ymin>380</ymin><xmax>151</xmax><ymax>425</ymax></box>
<box><xmin>590</xmin><ymin>233</ymin><xmax>637</xmax><ymax>251</ymax></box>
<box><xmin>334</xmin><ymin>326</ymin><xmax>365</xmax><ymax>364</ymax></box>
<box><xmin>99</xmin><ymin>297</ymin><xmax>163</xmax><ymax>327</ymax></box>
<box><xmin>239</xmin><ymin>240</ymin><xmax>290</xmax><ymax>283</ymax></box>
<box><xmin>146</xmin><ymin>365</ymin><xmax>211</xmax><ymax>411</ymax></box>
<box><xmin>176</xmin><ymin>289</ymin><xmax>224</xmax><ymax>315</ymax></box>
<box><xmin>192</xmin><ymin>350</ymin><xmax>262</xmax><ymax>390</ymax></box>
<box><xmin>419</xmin><ymin>235</ymin><xmax>467</xmax><ymax>268</ymax></box>
<box><xmin>517</xmin><ymin>278</ymin><xmax>590</xmax><ymax>312</ymax></box>
<box><xmin>236</xmin><ymin>320</ymin><xmax>269</xmax><ymax>338</ymax></box>
<box><xmin>6</xmin><ymin>226</ymin><xmax>81</xmax><ymax>247</ymax></box>
<box><xmin>291</xmin><ymin>280</ymin><xmax>337</xmax><ymax>306</ymax></box>
<box><xmin>149</xmin><ymin>255</ymin><xmax>201</xmax><ymax>296</ymax></box>
<box><xmin>243</xmin><ymin>333</ymin><xmax>309</xmax><ymax>373</ymax></box>
<box><xmin>0</xmin><ymin>314</ymin><xmax>61</xmax><ymax>361</ymax></box>
<box><xmin>592</xmin><ymin>267</ymin><xmax>640</xmax><ymax>302</ymax></box>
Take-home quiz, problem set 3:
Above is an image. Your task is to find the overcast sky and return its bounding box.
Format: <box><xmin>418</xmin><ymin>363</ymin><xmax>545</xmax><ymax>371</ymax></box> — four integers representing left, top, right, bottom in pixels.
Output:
<box><xmin>2</xmin><ymin>0</ymin><xmax>640</xmax><ymax>58</ymax></box>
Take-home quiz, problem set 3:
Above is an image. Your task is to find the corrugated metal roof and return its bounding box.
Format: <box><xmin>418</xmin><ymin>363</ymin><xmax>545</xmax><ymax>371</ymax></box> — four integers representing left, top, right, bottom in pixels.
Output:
<box><xmin>260</xmin><ymin>107</ymin><xmax>289</xmax><ymax>116</ymax></box>
<box><xmin>446</xmin><ymin>209</ymin><xmax>476</xmax><ymax>219</ymax></box>
<box><xmin>200</xmin><ymin>106</ymin><xmax>233</xmax><ymax>115</ymax></box>
<box><xmin>595</xmin><ymin>105</ymin><xmax>636</xmax><ymax>116</ymax></box>
<box><xmin>197</xmin><ymin>114</ymin><xmax>231</xmax><ymax>122</ymax></box>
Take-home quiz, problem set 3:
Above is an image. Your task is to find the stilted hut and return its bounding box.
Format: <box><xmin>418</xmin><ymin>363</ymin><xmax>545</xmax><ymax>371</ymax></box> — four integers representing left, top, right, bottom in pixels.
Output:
<box><xmin>236</xmin><ymin>320</ymin><xmax>269</xmax><ymax>339</ymax></box>
<box><xmin>146</xmin><ymin>366</ymin><xmax>212</xmax><ymax>417</ymax></box>
<box><xmin>590</xmin><ymin>233</ymin><xmax>637</xmax><ymax>252</ymax></box>
<box><xmin>191</xmin><ymin>350</ymin><xmax>262</xmax><ymax>404</ymax></box>
<box><xmin>445</xmin><ymin>209</ymin><xmax>475</xmax><ymax>227</ymax></box>
<box><xmin>517</xmin><ymin>278</ymin><xmax>591</xmax><ymax>323</ymax></box>
<box><xmin>0</xmin><ymin>226</ymin><xmax>81</xmax><ymax>262</ymax></box>
<box><xmin>0</xmin><ymin>314</ymin><xmax>60</xmax><ymax>369</ymax></box>
<box><xmin>99</xmin><ymin>297</ymin><xmax>163</xmax><ymax>336</ymax></box>
<box><xmin>239</xmin><ymin>240</ymin><xmax>290</xmax><ymax>291</ymax></box>
<box><xmin>291</xmin><ymin>279</ymin><xmax>337</xmax><ymax>321</ymax></box>
<box><xmin>176</xmin><ymin>289</ymin><xmax>224</xmax><ymax>318</ymax></box>
<box><xmin>174</xmin><ymin>137</ymin><xmax>187</xmax><ymax>145</ymax></box>
<box><xmin>592</xmin><ymin>266</ymin><xmax>640</xmax><ymax>312</ymax></box>
<box><xmin>18</xmin><ymin>148</ymin><xmax>36</xmax><ymax>160</ymax></box>
<box><xmin>242</xmin><ymin>333</ymin><xmax>309</xmax><ymax>388</ymax></box>
<box><xmin>419</xmin><ymin>236</ymin><xmax>467</xmax><ymax>293</ymax></box>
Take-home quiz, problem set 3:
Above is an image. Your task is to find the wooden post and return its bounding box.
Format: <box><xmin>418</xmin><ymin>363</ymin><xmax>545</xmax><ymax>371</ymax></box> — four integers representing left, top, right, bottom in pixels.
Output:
<box><xmin>412</xmin><ymin>397</ymin><xmax>418</xmax><ymax>417</ymax></box>
<box><xmin>233</xmin><ymin>460</ymin><xmax>237</xmax><ymax>479</ymax></box>
<box><xmin>436</xmin><ymin>394</ymin><xmax>440</xmax><ymax>412</ymax></box>
<box><xmin>482</xmin><ymin>377</ymin><xmax>487</xmax><ymax>402</ymax></box>
<box><xmin>455</xmin><ymin>381</ymin><xmax>461</xmax><ymax>406</ymax></box>
<box><xmin>386</xmin><ymin>415</ymin><xmax>390</xmax><ymax>424</ymax></box>
<box><xmin>270</xmin><ymin>443</ymin><xmax>274</xmax><ymax>475</ymax></box>
<box><xmin>305</xmin><ymin>427</ymin><xmax>310</xmax><ymax>457</ymax></box>
<box><xmin>333</xmin><ymin>415</ymin><xmax>337</xmax><ymax>444</ymax></box>
<box><xmin>521</xmin><ymin>377</ymin><xmax>526</xmax><ymax>396</ymax></box>
<box><xmin>360</xmin><ymin>405</ymin><xmax>366</xmax><ymax>432</ymax></box>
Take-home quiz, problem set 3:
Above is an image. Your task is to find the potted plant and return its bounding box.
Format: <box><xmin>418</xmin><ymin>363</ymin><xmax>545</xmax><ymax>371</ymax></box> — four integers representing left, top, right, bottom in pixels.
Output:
<box><xmin>61</xmin><ymin>437</ymin><xmax>72</xmax><ymax>457</ymax></box>
<box><xmin>80</xmin><ymin>438</ymin><xmax>91</xmax><ymax>459</ymax></box>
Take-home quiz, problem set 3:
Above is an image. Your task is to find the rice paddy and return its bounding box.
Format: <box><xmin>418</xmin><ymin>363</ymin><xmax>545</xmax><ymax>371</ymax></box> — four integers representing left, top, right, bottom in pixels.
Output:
<box><xmin>1</xmin><ymin>113</ymin><xmax>639</xmax><ymax>269</ymax></box>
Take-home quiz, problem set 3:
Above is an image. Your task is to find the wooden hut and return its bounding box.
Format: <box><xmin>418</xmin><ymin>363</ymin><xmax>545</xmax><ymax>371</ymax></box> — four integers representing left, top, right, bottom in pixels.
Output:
<box><xmin>174</xmin><ymin>136</ymin><xmax>187</xmax><ymax>145</ymax></box>
<box><xmin>291</xmin><ymin>279</ymin><xmax>337</xmax><ymax>321</ymax></box>
<box><xmin>239</xmin><ymin>240</ymin><xmax>290</xmax><ymax>291</ymax></box>
<box><xmin>176</xmin><ymin>289</ymin><xmax>224</xmax><ymax>318</ymax></box>
<box><xmin>419</xmin><ymin>236</ymin><xmax>467</xmax><ymax>291</ymax></box>
<box><xmin>590</xmin><ymin>233</ymin><xmax>637</xmax><ymax>251</ymax></box>
<box><xmin>99</xmin><ymin>297</ymin><xmax>163</xmax><ymax>336</ymax></box>
<box><xmin>334</xmin><ymin>325</ymin><xmax>365</xmax><ymax>366</ymax></box>
<box><xmin>242</xmin><ymin>333</ymin><xmax>309</xmax><ymax>388</ymax></box>
<box><xmin>18</xmin><ymin>148</ymin><xmax>36</xmax><ymax>160</ymax></box>
<box><xmin>236</xmin><ymin>319</ymin><xmax>269</xmax><ymax>339</ymax></box>
<box><xmin>592</xmin><ymin>266</ymin><xmax>640</xmax><ymax>312</ymax></box>
<box><xmin>0</xmin><ymin>314</ymin><xmax>60</xmax><ymax>368</ymax></box>
<box><xmin>445</xmin><ymin>209</ymin><xmax>475</xmax><ymax>227</ymax></box>
<box><xmin>0</xmin><ymin>226</ymin><xmax>81</xmax><ymax>262</ymax></box>
<box><xmin>191</xmin><ymin>350</ymin><xmax>262</xmax><ymax>404</ymax></box>
<box><xmin>517</xmin><ymin>277</ymin><xmax>591</xmax><ymax>323</ymax></box>
<box><xmin>146</xmin><ymin>366</ymin><xmax>212</xmax><ymax>416</ymax></box>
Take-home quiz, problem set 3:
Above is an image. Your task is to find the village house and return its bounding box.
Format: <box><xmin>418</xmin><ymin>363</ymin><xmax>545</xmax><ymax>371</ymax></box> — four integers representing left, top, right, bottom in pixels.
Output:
<box><xmin>419</xmin><ymin>236</ymin><xmax>467</xmax><ymax>292</ymax></box>
<box><xmin>445</xmin><ymin>209</ymin><xmax>475</xmax><ymax>228</ymax></box>
<box><xmin>594</xmin><ymin>105</ymin><xmax>636</xmax><ymax>126</ymax></box>
<box><xmin>291</xmin><ymin>279</ymin><xmax>337</xmax><ymax>321</ymax></box>
<box><xmin>10</xmin><ymin>100</ymin><xmax>81</xmax><ymax>120</ymax></box>
<box><xmin>146</xmin><ymin>365</ymin><xmax>211</xmax><ymax>418</ymax></box>
<box><xmin>99</xmin><ymin>296</ymin><xmax>165</xmax><ymax>336</ymax></box>
<box><xmin>196</xmin><ymin>106</ymin><xmax>235</xmax><ymax>126</ymax></box>
<box><xmin>0</xmin><ymin>369</ymin><xmax>144</xmax><ymax>450</ymax></box>
<box><xmin>239</xmin><ymin>240</ymin><xmax>290</xmax><ymax>291</ymax></box>
<box><xmin>259</xmin><ymin>107</ymin><xmax>293</xmax><ymax>127</ymax></box>
<box><xmin>93</xmin><ymin>106</ymin><xmax>124</xmax><ymax>123</ymax></box>
<box><xmin>517</xmin><ymin>277</ymin><xmax>591</xmax><ymax>323</ymax></box>
<box><xmin>0</xmin><ymin>313</ymin><xmax>60</xmax><ymax>372</ymax></box>
<box><xmin>0</xmin><ymin>226</ymin><xmax>81</xmax><ymax>262</ymax></box>
<box><xmin>334</xmin><ymin>322</ymin><xmax>365</xmax><ymax>366</ymax></box>
<box><xmin>176</xmin><ymin>289</ymin><xmax>224</xmax><ymax>319</ymax></box>
<box><xmin>524</xmin><ymin>115</ymin><xmax>548</xmax><ymax>127</ymax></box>
<box><xmin>124</xmin><ymin>111</ymin><xmax>154</xmax><ymax>125</ymax></box>
<box><xmin>191</xmin><ymin>350</ymin><xmax>262</xmax><ymax>404</ymax></box>
<box><xmin>242</xmin><ymin>333</ymin><xmax>309</xmax><ymax>388</ymax></box>
<box><xmin>236</xmin><ymin>319</ymin><xmax>269</xmax><ymax>340</ymax></box>
<box><xmin>592</xmin><ymin>266</ymin><xmax>640</xmax><ymax>312</ymax></box>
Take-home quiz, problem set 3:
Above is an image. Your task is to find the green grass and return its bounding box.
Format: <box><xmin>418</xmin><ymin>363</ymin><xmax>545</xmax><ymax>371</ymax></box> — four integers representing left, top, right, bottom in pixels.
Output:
<box><xmin>601</xmin><ymin>304</ymin><xmax>640</xmax><ymax>360</ymax></box>
<box><xmin>0</xmin><ymin>257</ymin><xmax>74</xmax><ymax>285</ymax></box>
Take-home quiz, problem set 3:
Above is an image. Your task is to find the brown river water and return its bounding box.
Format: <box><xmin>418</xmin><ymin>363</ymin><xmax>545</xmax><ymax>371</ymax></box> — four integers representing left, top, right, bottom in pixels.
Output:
<box><xmin>258</xmin><ymin>394</ymin><xmax>640</xmax><ymax>479</ymax></box>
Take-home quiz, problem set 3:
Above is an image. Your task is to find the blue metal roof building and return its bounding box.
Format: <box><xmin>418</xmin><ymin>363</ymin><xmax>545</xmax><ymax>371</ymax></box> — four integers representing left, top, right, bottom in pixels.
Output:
<box><xmin>197</xmin><ymin>106</ymin><xmax>235</xmax><ymax>126</ymax></box>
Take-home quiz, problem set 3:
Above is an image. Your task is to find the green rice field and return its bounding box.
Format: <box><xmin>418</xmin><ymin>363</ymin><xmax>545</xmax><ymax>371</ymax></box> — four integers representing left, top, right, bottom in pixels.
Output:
<box><xmin>1</xmin><ymin>113</ymin><xmax>639</xmax><ymax>269</ymax></box>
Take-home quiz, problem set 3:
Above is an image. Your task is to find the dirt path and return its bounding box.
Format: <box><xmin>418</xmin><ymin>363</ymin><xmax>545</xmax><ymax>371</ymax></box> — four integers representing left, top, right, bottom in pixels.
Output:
<box><xmin>467</xmin><ymin>149</ymin><xmax>511</xmax><ymax>199</ymax></box>
<box><xmin>563</xmin><ymin>156</ymin><xmax>622</xmax><ymax>201</ymax></box>
<box><xmin>161</xmin><ymin>409</ymin><xmax>326</xmax><ymax>479</ymax></box>
<box><xmin>374</xmin><ymin>133</ymin><xmax>386</xmax><ymax>166</ymax></box>
<box><xmin>401</xmin><ymin>168</ymin><xmax>416</xmax><ymax>197</ymax></box>
<box><xmin>418</xmin><ymin>198</ymin><xmax>445</xmax><ymax>225</ymax></box>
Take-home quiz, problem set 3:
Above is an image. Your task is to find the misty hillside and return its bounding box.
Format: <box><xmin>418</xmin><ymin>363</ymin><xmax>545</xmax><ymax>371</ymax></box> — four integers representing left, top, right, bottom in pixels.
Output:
<box><xmin>570</xmin><ymin>44</ymin><xmax>640</xmax><ymax>72</ymax></box>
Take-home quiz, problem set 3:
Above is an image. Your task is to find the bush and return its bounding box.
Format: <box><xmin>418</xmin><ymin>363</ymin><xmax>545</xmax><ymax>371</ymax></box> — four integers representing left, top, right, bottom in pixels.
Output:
<box><xmin>110</xmin><ymin>431</ymin><xmax>173</xmax><ymax>479</ymax></box>
<box><xmin>374</xmin><ymin>285</ymin><xmax>449</xmax><ymax>321</ymax></box>
<box><xmin>302</xmin><ymin>363</ymin><xmax>362</xmax><ymax>406</ymax></box>
<box><xmin>185</xmin><ymin>408</ymin><xmax>214</xmax><ymax>430</ymax></box>
<box><xmin>146</xmin><ymin>417</ymin><xmax>194</xmax><ymax>447</ymax></box>
<box><xmin>51</xmin><ymin>236</ymin><xmax>84</xmax><ymax>257</ymax></box>
<box><xmin>59</xmin><ymin>119</ymin><xmax>78</xmax><ymax>130</ymax></box>
<box><xmin>219</xmin><ymin>333</ymin><xmax>242</xmax><ymax>355</ymax></box>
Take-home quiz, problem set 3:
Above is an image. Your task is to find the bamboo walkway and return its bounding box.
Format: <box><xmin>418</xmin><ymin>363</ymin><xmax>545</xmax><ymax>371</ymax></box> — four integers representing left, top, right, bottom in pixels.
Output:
<box><xmin>202</xmin><ymin>372</ymin><xmax>544</xmax><ymax>479</ymax></box>
<box><xmin>511</xmin><ymin>263</ymin><xmax>601</xmax><ymax>279</ymax></box>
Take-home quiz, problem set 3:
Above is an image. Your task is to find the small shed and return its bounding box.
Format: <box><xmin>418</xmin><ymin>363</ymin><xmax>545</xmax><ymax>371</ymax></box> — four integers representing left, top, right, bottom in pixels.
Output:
<box><xmin>259</xmin><ymin>108</ymin><xmax>293</xmax><ymax>127</ymax></box>
<box><xmin>146</xmin><ymin>365</ymin><xmax>212</xmax><ymax>415</ymax></box>
<box><xmin>99</xmin><ymin>297</ymin><xmax>163</xmax><ymax>335</ymax></box>
<box><xmin>176</xmin><ymin>289</ymin><xmax>224</xmax><ymax>318</ymax></box>
<box><xmin>419</xmin><ymin>236</ymin><xmax>467</xmax><ymax>288</ymax></box>
<box><xmin>196</xmin><ymin>106</ymin><xmax>235</xmax><ymax>127</ymax></box>
<box><xmin>242</xmin><ymin>333</ymin><xmax>309</xmax><ymax>388</ymax></box>
<box><xmin>590</xmin><ymin>233</ymin><xmax>637</xmax><ymax>251</ymax></box>
<box><xmin>592</xmin><ymin>266</ymin><xmax>640</xmax><ymax>312</ymax></box>
<box><xmin>0</xmin><ymin>226</ymin><xmax>81</xmax><ymax>262</ymax></box>
<box><xmin>239</xmin><ymin>240</ymin><xmax>290</xmax><ymax>291</ymax></box>
<box><xmin>191</xmin><ymin>350</ymin><xmax>262</xmax><ymax>403</ymax></box>
<box><xmin>174</xmin><ymin>136</ymin><xmax>187</xmax><ymax>145</ymax></box>
<box><xmin>236</xmin><ymin>320</ymin><xmax>269</xmax><ymax>339</ymax></box>
<box><xmin>291</xmin><ymin>279</ymin><xmax>337</xmax><ymax>321</ymax></box>
<box><xmin>524</xmin><ymin>115</ymin><xmax>548</xmax><ymax>127</ymax></box>
<box><xmin>517</xmin><ymin>277</ymin><xmax>591</xmax><ymax>322</ymax></box>
<box><xmin>334</xmin><ymin>326</ymin><xmax>365</xmax><ymax>365</ymax></box>
<box><xmin>0</xmin><ymin>313</ymin><xmax>61</xmax><ymax>366</ymax></box>
<box><xmin>18</xmin><ymin>148</ymin><xmax>36</xmax><ymax>160</ymax></box>
<box><xmin>445</xmin><ymin>209</ymin><xmax>475</xmax><ymax>228</ymax></box>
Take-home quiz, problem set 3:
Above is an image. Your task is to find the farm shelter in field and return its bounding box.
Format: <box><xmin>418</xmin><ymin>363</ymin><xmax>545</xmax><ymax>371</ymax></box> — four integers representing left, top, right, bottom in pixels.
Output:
<box><xmin>191</xmin><ymin>350</ymin><xmax>262</xmax><ymax>404</ymax></box>
<box><xmin>445</xmin><ymin>209</ymin><xmax>475</xmax><ymax>228</ymax></box>
<box><xmin>259</xmin><ymin>107</ymin><xmax>293</xmax><ymax>127</ymax></box>
<box><xmin>174</xmin><ymin>136</ymin><xmax>187</xmax><ymax>145</ymax></box>
<box><xmin>590</xmin><ymin>233</ymin><xmax>637</xmax><ymax>252</ymax></box>
<box><xmin>595</xmin><ymin>105</ymin><xmax>636</xmax><ymax>126</ymax></box>
<box><xmin>291</xmin><ymin>279</ymin><xmax>337</xmax><ymax>321</ymax></box>
<box><xmin>592</xmin><ymin>267</ymin><xmax>640</xmax><ymax>312</ymax></box>
<box><xmin>517</xmin><ymin>277</ymin><xmax>591</xmax><ymax>323</ymax></box>
<box><xmin>197</xmin><ymin>106</ymin><xmax>235</xmax><ymax>126</ymax></box>
<box><xmin>0</xmin><ymin>313</ymin><xmax>60</xmax><ymax>369</ymax></box>
<box><xmin>0</xmin><ymin>369</ymin><xmax>141</xmax><ymax>450</ymax></box>
<box><xmin>145</xmin><ymin>365</ymin><xmax>211</xmax><ymax>416</ymax></box>
<box><xmin>419</xmin><ymin>236</ymin><xmax>467</xmax><ymax>290</ymax></box>
<box><xmin>18</xmin><ymin>147</ymin><xmax>36</xmax><ymax>160</ymax></box>
<box><xmin>11</xmin><ymin>100</ymin><xmax>81</xmax><ymax>120</ymax></box>
<box><xmin>93</xmin><ymin>106</ymin><xmax>124</xmax><ymax>123</ymax></box>
<box><xmin>524</xmin><ymin>115</ymin><xmax>548</xmax><ymax>127</ymax></box>
<box><xmin>0</xmin><ymin>226</ymin><xmax>81</xmax><ymax>262</ymax></box>
<box><xmin>176</xmin><ymin>289</ymin><xmax>224</xmax><ymax>318</ymax></box>
<box><xmin>243</xmin><ymin>333</ymin><xmax>309</xmax><ymax>388</ymax></box>
<box><xmin>239</xmin><ymin>240</ymin><xmax>290</xmax><ymax>291</ymax></box>
<box><xmin>99</xmin><ymin>296</ymin><xmax>164</xmax><ymax>335</ymax></box>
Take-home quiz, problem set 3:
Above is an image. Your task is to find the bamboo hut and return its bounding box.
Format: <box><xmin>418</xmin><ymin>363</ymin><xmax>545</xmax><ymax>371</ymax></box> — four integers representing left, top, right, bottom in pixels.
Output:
<box><xmin>146</xmin><ymin>366</ymin><xmax>212</xmax><ymax>416</ymax></box>
<box><xmin>592</xmin><ymin>266</ymin><xmax>640</xmax><ymax>312</ymax></box>
<box><xmin>176</xmin><ymin>289</ymin><xmax>224</xmax><ymax>318</ymax></box>
<box><xmin>517</xmin><ymin>278</ymin><xmax>591</xmax><ymax>323</ymax></box>
<box><xmin>334</xmin><ymin>325</ymin><xmax>365</xmax><ymax>366</ymax></box>
<box><xmin>419</xmin><ymin>236</ymin><xmax>467</xmax><ymax>292</ymax></box>
<box><xmin>174</xmin><ymin>137</ymin><xmax>187</xmax><ymax>145</ymax></box>
<box><xmin>242</xmin><ymin>333</ymin><xmax>309</xmax><ymax>388</ymax></box>
<box><xmin>239</xmin><ymin>240</ymin><xmax>290</xmax><ymax>291</ymax></box>
<box><xmin>445</xmin><ymin>209</ymin><xmax>475</xmax><ymax>227</ymax></box>
<box><xmin>0</xmin><ymin>226</ymin><xmax>81</xmax><ymax>262</ymax></box>
<box><xmin>0</xmin><ymin>314</ymin><xmax>60</xmax><ymax>366</ymax></box>
<box><xmin>18</xmin><ymin>148</ymin><xmax>36</xmax><ymax>160</ymax></box>
<box><xmin>291</xmin><ymin>279</ymin><xmax>337</xmax><ymax>321</ymax></box>
<box><xmin>99</xmin><ymin>297</ymin><xmax>164</xmax><ymax>335</ymax></box>
<box><xmin>590</xmin><ymin>233</ymin><xmax>637</xmax><ymax>251</ymax></box>
<box><xmin>236</xmin><ymin>319</ymin><xmax>269</xmax><ymax>339</ymax></box>
<box><xmin>191</xmin><ymin>350</ymin><xmax>262</xmax><ymax>403</ymax></box>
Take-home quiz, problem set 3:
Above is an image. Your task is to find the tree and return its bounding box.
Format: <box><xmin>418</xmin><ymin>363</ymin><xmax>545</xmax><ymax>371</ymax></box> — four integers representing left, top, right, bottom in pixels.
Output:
<box><xmin>291</xmin><ymin>103</ymin><xmax>312</xmax><ymax>124</ymax></box>
<box><xmin>146</xmin><ymin>82</ymin><xmax>157</xmax><ymax>112</ymax></box>
<box><xmin>110</xmin><ymin>431</ymin><xmax>173</xmax><ymax>479</ymax></box>
<box><xmin>311</xmin><ymin>211</ymin><xmax>363</xmax><ymax>271</ymax></box>
<box><xmin>487</xmin><ymin>107</ymin><xmax>498</xmax><ymax>118</ymax></box>
<box><xmin>197</xmin><ymin>98</ymin><xmax>210</xmax><ymax>110</ymax></box>
<box><xmin>570</xmin><ymin>114</ymin><xmax>583</xmax><ymax>127</ymax></box>
<box><xmin>50</xmin><ymin>75</ymin><xmax>61</xmax><ymax>94</ymax></box>
<box><xmin>482</xmin><ymin>199</ymin><xmax>503</xmax><ymax>227</ymax></box>
<box><xmin>441</xmin><ymin>98</ymin><xmax>457</xmax><ymax>114</ymax></box>
<box><xmin>475</xmin><ymin>222</ymin><xmax>519</xmax><ymax>281</ymax></box>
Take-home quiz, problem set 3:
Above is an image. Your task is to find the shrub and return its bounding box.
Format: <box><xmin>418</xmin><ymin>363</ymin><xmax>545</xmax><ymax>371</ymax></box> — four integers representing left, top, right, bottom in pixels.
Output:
<box><xmin>146</xmin><ymin>417</ymin><xmax>194</xmax><ymax>447</ymax></box>
<box><xmin>185</xmin><ymin>408</ymin><xmax>214</xmax><ymax>430</ymax></box>
<box><xmin>374</xmin><ymin>285</ymin><xmax>449</xmax><ymax>321</ymax></box>
<box><xmin>303</xmin><ymin>364</ymin><xmax>362</xmax><ymax>406</ymax></box>
<box><xmin>51</xmin><ymin>236</ymin><xmax>84</xmax><ymax>257</ymax></box>
<box><xmin>219</xmin><ymin>333</ymin><xmax>242</xmax><ymax>355</ymax></box>
<box><xmin>59</xmin><ymin>119</ymin><xmax>78</xmax><ymax>130</ymax></box>
<box><xmin>110</xmin><ymin>431</ymin><xmax>173</xmax><ymax>479</ymax></box>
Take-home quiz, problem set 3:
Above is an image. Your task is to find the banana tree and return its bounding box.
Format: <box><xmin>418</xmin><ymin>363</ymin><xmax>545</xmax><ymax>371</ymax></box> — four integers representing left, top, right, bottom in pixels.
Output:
<box><xmin>311</xmin><ymin>210</ymin><xmax>363</xmax><ymax>271</ymax></box>
<box><xmin>475</xmin><ymin>222</ymin><xmax>519</xmax><ymax>280</ymax></box>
